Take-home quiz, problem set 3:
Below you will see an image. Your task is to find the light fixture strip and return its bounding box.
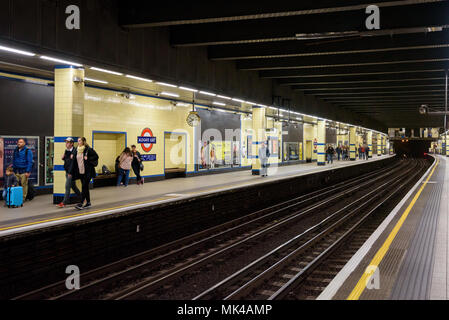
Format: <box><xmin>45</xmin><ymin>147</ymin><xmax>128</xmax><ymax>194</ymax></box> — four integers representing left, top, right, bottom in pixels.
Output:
<box><xmin>217</xmin><ymin>95</ymin><xmax>232</xmax><ymax>100</ymax></box>
<box><xmin>85</xmin><ymin>77</ymin><xmax>108</xmax><ymax>84</ymax></box>
<box><xmin>126</xmin><ymin>75</ymin><xmax>153</xmax><ymax>82</ymax></box>
<box><xmin>41</xmin><ymin>56</ymin><xmax>83</xmax><ymax>67</ymax></box>
<box><xmin>157</xmin><ymin>82</ymin><xmax>178</xmax><ymax>88</ymax></box>
<box><xmin>200</xmin><ymin>91</ymin><xmax>216</xmax><ymax>96</ymax></box>
<box><xmin>179</xmin><ymin>86</ymin><xmax>198</xmax><ymax>92</ymax></box>
<box><xmin>90</xmin><ymin>67</ymin><xmax>123</xmax><ymax>76</ymax></box>
<box><xmin>161</xmin><ymin>92</ymin><xmax>179</xmax><ymax>98</ymax></box>
<box><xmin>0</xmin><ymin>45</ymin><xmax>36</xmax><ymax>57</ymax></box>
<box><xmin>213</xmin><ymin>102</ymin><xmax>226</xmax><ymax>106</ymax></box>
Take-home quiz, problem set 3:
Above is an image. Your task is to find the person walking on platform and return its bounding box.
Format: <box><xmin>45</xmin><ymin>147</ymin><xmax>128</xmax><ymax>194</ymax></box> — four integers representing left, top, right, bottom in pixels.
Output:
<box><xmin>12</xmin><ymin>138</ymin><xmax>33</xmax><ymax>202</ymax></box>
<box><xmin>358</xmin><ymin>145</ymin><xmax>363</xmax><ymax>160</ymax></box>
<box><xmin>73</xmin><ymin>137</ymin><xmax>99</xmax><ymax>210</ymax></box>
<box><xmin>259</xmin><ymin>141</ymin><xmax>270</xmax><ymax>177</ymax></box>
<box><xmin>131</xmin><ymin>145</ymin><xmax>143</xmax><ymax>185</ymax></box>
<box><xmin>336</xmin><ymin>145</ymin><xmax>342</xmax><ymax>161</ymax></box>
<box><xmin>361</xmin><ymin>145</ymin><xmax>366</xmax><ymax>160</ymax></box>
<box><xmin>326</xmin><ymin>145</ymin><xmax>335</xmax><ymax>164</ymax></box>
<box><xmin>57</xmin><ymin>137</ymin><xmax>81</xmax><ymax>208</ymax></box>
<box><xmin>365</xmin><ymin>146</ymin><xmax>370</xmax><ymax>160</ymax></box>
<box><xmin>117</xmin><ymin>147</ymin><xmax>133</xmax><ymax>187</ymax></box>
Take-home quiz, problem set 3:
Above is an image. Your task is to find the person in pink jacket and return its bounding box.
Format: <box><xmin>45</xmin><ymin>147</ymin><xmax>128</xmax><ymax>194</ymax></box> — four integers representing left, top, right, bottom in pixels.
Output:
<box><xmin>117</xmin><ymin>147</ymin><xmax>133</xmax><ymax>187</ymax></box>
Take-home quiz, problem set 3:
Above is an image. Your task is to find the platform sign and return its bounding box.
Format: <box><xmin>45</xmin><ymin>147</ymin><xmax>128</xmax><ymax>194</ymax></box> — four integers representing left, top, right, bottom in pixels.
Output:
<box><xmin>0</xmin><ymin>136</ymin><xmax>39</xmax><ymax>189</ymax></box>
<box><xmin>139</xmin><ymin>128</ymin><xmax>156</xmax><ymax>153</ymax></box>
<box><xmin>141</xmin><ymin>154</ymin><xmax>157</xmax><ymax>162</ymax></box>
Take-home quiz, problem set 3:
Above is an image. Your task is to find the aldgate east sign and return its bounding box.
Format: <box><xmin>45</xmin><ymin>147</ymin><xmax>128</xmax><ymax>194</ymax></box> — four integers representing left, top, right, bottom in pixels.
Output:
<box><xmin>138</xmin><ymin>128</ymin><xmax>157</xmax><ymax>161</ymax></box>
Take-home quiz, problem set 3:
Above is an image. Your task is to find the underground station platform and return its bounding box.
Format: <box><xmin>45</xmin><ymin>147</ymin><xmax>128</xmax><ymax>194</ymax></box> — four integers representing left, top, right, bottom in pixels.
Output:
<box><xmin>3</xmin><ymin>1</ymin><xmax>449</xmax><ymax>313</ymax></box>
<box><xmin>319</xmin><ymin>154</ymin><xmax>449</xmax><ymax>300</ymax></box>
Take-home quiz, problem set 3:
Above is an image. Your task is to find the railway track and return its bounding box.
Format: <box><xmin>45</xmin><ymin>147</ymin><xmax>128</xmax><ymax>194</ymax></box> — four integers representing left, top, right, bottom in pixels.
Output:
<box><xmin>194</xmin><ymin>159</ymin><xmax>428</xmax><ymax>300</ymax></box>
<box><xmin>13</xmin><ymin>158</ymin><xmax>424</xmax><ymax>300</ymax></box>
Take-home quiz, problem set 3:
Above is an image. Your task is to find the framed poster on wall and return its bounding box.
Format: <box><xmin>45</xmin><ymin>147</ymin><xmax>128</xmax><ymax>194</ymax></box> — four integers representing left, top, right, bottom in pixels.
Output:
<box><xmin>0</xmin><ymin>136</ymin><xmax>39</xmax><ymax>189</ymax></box>
<box><xmin>45</xmin><ymin>137</ymin><xmax>54</xmax><ymax>185</ymax></box>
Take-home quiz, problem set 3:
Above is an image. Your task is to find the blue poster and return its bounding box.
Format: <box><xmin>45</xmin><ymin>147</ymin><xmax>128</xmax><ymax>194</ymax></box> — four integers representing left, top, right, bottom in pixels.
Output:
<box><xmin>0</xmin><ymin>137</ymin><xmax>39</xmax><ymax>189</ymax></box>
<box><xmin>141</xmin><ymin>154</ymin><xmax>156</xmax><ymax>162</ymax></box>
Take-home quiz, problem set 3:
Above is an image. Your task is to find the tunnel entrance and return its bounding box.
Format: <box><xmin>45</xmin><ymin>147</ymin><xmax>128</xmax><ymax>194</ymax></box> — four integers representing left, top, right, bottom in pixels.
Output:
<box><xmin>393</xmin><ymin>140</ymin><xmax>432</xmax><ymax>158</ymax></box>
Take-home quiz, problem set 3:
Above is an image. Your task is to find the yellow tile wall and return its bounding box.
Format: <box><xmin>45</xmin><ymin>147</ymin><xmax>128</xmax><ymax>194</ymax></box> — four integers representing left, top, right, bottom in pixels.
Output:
<box><xmin>84</xmin><ymin>87</ymin><xmax>195</xmax><ymax>177</ymax></box>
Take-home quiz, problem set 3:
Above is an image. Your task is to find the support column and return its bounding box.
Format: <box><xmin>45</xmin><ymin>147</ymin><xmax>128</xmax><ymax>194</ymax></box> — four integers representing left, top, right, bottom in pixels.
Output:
<box><xmin>381</xmin><ymin>135</ymin><xmax>385</xmax><ymax>155</ymax></box>
<box><xmin>317</xmin><ymin>120</ymin><xmax>326</xmax><ymax>165</ymax></box>
<box><xmin>377</xmin><ymin>134</ymin><xmax>382</xmax><ymax>156</ymax></box>
<box><xmin>367</xmin><ymin>131</ymin><xmax>373</xmax><ymax>158</ymax></box>
<box><xmin>446</xmin><ymin>134</ymin><xmax>449</xmax><ymax>157</ymax></box>
<box><xmin>53</xmin><ymin>66</ymin><xmax>85</xmax><ymax>204</ymax></box>
<box><xmin>252</xmin><ymin>106</ymin><xmax>266</xmax><ymax>175</ymax></box>
<box><xmin>349</xmin><ymin>126</ymin><xmax>356</xmax><ymax>161</ymax></box>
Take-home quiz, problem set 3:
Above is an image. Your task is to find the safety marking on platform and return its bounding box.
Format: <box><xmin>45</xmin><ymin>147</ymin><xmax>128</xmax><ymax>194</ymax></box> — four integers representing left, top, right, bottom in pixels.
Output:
<box><xmin>0</xmin><ymin>195</ymin><xmax>179</xmax><ymax>233</ymax></box>
<box><xmin>347</xmin><ymin>160</ymin><xmax>439</xmax><ymax>300</ymax></box>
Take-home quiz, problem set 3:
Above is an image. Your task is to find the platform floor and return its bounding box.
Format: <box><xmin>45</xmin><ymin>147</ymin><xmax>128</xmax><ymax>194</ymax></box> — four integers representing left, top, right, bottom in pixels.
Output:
<box><xmin>319</xmin><ymin>155</ymin><xmax>448</xmax><ymax>300</ymax></box>
<box><xmin>0</xmin><ymin>155</ymin><xmax>392</xmax><ymax>237</ymax></box>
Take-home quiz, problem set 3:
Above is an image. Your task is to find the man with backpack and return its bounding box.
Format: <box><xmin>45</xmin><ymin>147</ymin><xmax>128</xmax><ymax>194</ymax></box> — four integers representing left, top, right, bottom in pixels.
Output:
<box><xmin>12</xmin><ymin>138</ymin><xmax>33</xmax><ymax>202</ymax></box>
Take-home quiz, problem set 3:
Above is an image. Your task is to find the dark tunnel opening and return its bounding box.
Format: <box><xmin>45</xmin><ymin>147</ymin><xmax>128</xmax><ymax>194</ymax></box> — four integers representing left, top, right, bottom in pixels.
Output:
<box><xmin>393</xmin><ymin>140</ymin><xmax>432</xmax><ymax>158</ymax></box>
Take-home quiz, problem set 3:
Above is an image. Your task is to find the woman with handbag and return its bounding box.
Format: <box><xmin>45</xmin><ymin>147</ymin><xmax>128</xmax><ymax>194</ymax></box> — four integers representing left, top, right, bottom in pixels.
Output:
<box><xmin>72</xmin><ymin>137</ymin><xmax>99</xmax><ymax>210</ymax></box>
<box><xmin>131</xmin><ymin>145</ymin><xmax>144</xmax><ymax>185</ymax></box>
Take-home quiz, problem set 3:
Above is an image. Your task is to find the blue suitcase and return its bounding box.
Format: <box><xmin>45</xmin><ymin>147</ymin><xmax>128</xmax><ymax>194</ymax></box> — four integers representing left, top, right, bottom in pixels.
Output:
<box><xmin>5</xmin><ymin>187</ymin><xmax>23</xmax><ymax>208</ymax></box>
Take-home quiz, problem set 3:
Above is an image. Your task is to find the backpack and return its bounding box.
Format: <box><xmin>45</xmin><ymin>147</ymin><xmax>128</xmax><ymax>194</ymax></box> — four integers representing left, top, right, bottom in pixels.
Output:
<box><xmin>84</xmin><ymin>147</ymin><xmax>99</xmax><ymax>168</ymax></box>
<box><xmin>26</xmin><ymin>183</ymin><xmax>36</xmax><ymax>201</ymax></box>
<box><xmin>102</xmin><ymin>165</ymin><xmax>111</xmax><ymax>175</ymax></box>
<box><xmin>266</xmin><ymin>148</ymin><xmax>270</xmax><ymax>158</ymax></box>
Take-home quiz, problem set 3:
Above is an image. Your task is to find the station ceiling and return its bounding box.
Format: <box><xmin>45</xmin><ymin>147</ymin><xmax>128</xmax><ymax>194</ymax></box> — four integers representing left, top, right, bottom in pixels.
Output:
<box><xmin>120</xmin><ymin>0</ymin><xmax>449</xmax><ymax>128</ymax></box>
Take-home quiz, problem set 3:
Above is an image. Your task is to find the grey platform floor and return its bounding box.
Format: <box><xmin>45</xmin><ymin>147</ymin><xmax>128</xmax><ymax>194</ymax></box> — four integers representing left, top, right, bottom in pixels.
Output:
<box><xmin>320</xmin><ymin>155</ymin><xmax>449</xmax><ymax>300</ymax></box>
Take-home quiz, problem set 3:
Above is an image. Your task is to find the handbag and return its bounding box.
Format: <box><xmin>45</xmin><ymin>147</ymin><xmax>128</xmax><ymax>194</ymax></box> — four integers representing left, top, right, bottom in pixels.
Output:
<box><xmin>140</xmin><ymin>162</ymin><xmax>144</xmax><ymax>171</ymax></box>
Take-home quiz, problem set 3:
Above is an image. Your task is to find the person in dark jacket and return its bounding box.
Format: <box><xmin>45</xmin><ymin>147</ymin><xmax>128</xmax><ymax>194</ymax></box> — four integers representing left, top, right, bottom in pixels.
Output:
<box><xmin>131</xmin><ymin>145</ymin><xmax>143</xmax><ymax>185</ymax></box>
<box><xmin>12</xmin><ymin>138</ymin><xmax>33</xmax><ymax>202</ymax></box>
<box><xmin>56</xmin><ymin>137</ymin><xmax>81</xmax><ymax>208</ymax></box>
<box><xmin>72</xmin><ymin>137</ymin><xmax>99</xmax><ymax>210</ymax></box>
<box><xmin>2</xmin><ymin>167</ymin><xmax>19</xmax><ymax>204</ymax></box>
<box><xmin>326</xmin><ymin>145</ymin><xmax>335</xmax><ymax>164</ymax></box>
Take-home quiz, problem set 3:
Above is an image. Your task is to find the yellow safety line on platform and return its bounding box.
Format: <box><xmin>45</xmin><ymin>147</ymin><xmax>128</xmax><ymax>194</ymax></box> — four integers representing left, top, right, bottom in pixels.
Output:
<box><xmin>0</xmin><ymin>196</ymin><xmax>176</xmax><ymax>232</ymax></box>
<box><xmin>347</xmin><ymin>159</ymin><xmax>439</xmax><ymax>300</ymax></box>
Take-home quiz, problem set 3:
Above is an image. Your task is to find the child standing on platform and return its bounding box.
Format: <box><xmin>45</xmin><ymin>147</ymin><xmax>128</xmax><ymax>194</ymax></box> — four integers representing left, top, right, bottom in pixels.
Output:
<box><xmin>3</xmin><ymin>167</ymin><xmax>19</xmax><ymax>204</ymax></box>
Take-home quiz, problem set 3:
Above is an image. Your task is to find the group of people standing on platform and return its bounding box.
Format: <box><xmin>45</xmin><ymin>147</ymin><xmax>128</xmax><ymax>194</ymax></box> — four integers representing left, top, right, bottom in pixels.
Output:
<box><xmin>325</xmin><ymin>144</ymin><xmax>371</xmax><ymax>164</ymax></box>
<box><xmin>58</xmin><ymin>138</ymin><xmax>144</xmax><ymax>211</ymax></box>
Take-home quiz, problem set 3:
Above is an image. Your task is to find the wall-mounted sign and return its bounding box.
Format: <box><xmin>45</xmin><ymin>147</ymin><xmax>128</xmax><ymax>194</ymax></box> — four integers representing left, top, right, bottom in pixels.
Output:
<box><xmin>138</xmin><ymin>128</ymin><xmax>156</xmax><ymax>153</ymax></box>
<box><xmin>141</xmin><ymin>154</ymin><xmax>157</xmax><ymax>162</ymax></box>
<box><xmin>0</xmin><ymin>136</ymin><xmax>39</xmax><ymax>189</ymax></box>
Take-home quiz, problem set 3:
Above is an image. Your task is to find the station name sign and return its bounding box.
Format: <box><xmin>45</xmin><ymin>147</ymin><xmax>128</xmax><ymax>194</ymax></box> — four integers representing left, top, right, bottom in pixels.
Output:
<box><xmin>138</xmin><ymin>137</ymin><xmax>157</xmax><ymax>144</ymax></box>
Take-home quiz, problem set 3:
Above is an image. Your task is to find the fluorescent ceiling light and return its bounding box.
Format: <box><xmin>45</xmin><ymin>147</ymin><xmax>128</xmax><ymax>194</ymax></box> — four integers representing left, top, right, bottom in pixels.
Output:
<box><xmin>126</xmin><ymin>75</ymin><xmax>153</xmax><ymax>82</ymax></box>
<box><xmin>157</xmin><ymin>82</ymin><xmax>177</xmax><ymax>88</ymax></box>
<box><xmin>269</xmin><ymin>107</ymin><xmax>278</xmax><ymax>110</ymax></box>
<box><xmin>161</xmin><ymin>92</ymin><xmax>179</xmax><ymax>98</ymax></box>
<box><xmin>41</xmin><ymin>56</ymin><xmax>82</xmax><ymax>67</ymax></box>
<box><xmin>90</xmin><ymin>67</ymin><xmax>123</xmax><ymax>76</ymax></box>
<box><xmin>200</xmin><ymin>91</ymin><xmax>216</xmax><ymax>96</ymax></box>
<box><xmin>217</xmin><ymin>95</ymin><xmax>232</xmax><ymax>100</ymax></box>
<box><xmin>0</xmin><ymin>45</ymin><xmax>35</xmax><ymax>56</ymax></box>
<box><xmin>179</xmin><ymin>86</ymin><xmax>198</xmax><ymax>92</ymax></box>
<box><xmin>85</xmin><ymin>77</ymin><xmax>108</xmax><ymax>84</ymax></box>
<box><xmin>213</xmin><ymin>102</ymin><xmax>226</xmax><ymax>106</ymax></box>
<box><xmin>246</xmin><ymin>101</ymin><xmax>257</xmax><ymax>105</ymax></box>
<box><xmin>232</xmin><ymin>98</ymin><xmax>245</xmax><ymax>103</ymax></box>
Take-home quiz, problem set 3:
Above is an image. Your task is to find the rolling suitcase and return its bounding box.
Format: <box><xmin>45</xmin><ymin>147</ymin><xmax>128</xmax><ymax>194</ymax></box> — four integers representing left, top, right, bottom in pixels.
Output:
<box><xmin>6</xmin><ymin>186</ymin><xmax>23</xmax><ymax>208</ymax></box>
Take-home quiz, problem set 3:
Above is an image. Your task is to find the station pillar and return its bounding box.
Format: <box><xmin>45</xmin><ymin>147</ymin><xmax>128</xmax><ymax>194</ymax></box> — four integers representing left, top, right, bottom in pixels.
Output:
<box><xmin>317</xmin><ymin>120</ymin><xmax>326</xmax><ymax>165</ymax></box>
<box><xmin>446</xmin><ymin>134</ymin><xmax>449</xmax><ymax>157</ymax></box>
<box><xmin>377</xmin><ymin>134</ymin><xmax>382</xmax><ymax>156</ymax></box>
<box><xmin>349</xmin><ymin>126</ymin><xmax>356</xmax><ymax>161</ymax></box>
<box><xmin>252</xmin><ymin>106</ymin><xmax>266</xmax><ymax>175</ymax></box>
<box><xmin>53</xmin><ymin>66</ymin><xmax>85</xmax><ymax>204</ymax></box>
<box><xmin>367</xmin><ymin>131</ymin><xmax>373</xmax><ymax>158</ymax></box>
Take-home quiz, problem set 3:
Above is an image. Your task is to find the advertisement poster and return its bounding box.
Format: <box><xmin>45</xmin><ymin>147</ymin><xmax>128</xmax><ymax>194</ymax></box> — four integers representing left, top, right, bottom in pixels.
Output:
<box><xmin>0</xmin><ymin>138</ymin><xmax>3</xmax><ymax>183</ymax></box>
<box><xmin>0</xmin><ymin>136</ymin><xmax>39</xmax><ymax>189</ymax></box>
<box><xmin>224</xmin><ymin>141</ymin><xmax>232</xmax><ymax>165</ymax></box>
